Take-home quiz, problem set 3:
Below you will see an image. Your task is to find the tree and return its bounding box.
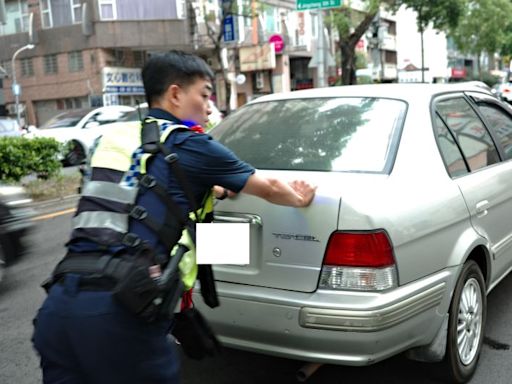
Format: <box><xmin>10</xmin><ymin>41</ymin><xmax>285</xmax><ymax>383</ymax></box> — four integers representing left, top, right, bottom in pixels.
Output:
<box><xmin>449</xmin><ymin>0</ymin><xmax>512</xmax><ymax>78</ymax></box>
<box><xmin>196</xmin><ymin>0</ymin><xmax>264</xmax><ymax>113</ymax></box>
<box><xmin>329</xmin><ymin>1</ymin><xmax>382</xmax><ymax>85</ymax></box>
<box><xmin>391</xmin><ymin>0</ymin><xmax>466</xmax><ymax>82</ymax></box>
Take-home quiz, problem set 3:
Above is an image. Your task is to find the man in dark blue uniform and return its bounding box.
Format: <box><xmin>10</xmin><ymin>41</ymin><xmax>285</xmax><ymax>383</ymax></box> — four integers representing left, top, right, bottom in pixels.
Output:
<box><xmin>32</xmin><ymin>51</ymin><xmax>316</xmax><ymax>384</ymax></box>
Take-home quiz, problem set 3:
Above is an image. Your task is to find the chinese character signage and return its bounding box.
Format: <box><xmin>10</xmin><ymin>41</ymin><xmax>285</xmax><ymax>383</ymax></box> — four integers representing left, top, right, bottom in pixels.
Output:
<box><xmin>102</xmin><ymin>67</ymin><xmax>144</xmax><ymax>94</ymax></box>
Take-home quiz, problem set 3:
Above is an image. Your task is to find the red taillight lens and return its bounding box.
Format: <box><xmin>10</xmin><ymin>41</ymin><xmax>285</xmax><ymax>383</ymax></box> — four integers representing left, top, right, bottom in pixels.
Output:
<box><xmin>503</xmin><ymin>88</ymin><xmax>511</xmax><ymax>93</ymax></box>
<box><xmin>324</xmin><ymin>231</ymin><xmax>394</xmax><ymax>268</ymax></box>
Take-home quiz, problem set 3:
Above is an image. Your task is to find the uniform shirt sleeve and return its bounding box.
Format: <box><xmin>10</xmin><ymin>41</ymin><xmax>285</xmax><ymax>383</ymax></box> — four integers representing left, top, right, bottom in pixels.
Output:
<box><xmin>170</xmin><ymin>132</ymin><xmax>255</xmax><ymax>193</ymax></box>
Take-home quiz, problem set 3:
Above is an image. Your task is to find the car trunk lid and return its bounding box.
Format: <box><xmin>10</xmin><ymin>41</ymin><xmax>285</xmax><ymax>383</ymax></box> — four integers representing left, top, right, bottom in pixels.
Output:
<box><xmin>211</xmin><ymin>170</ymin><xmax>340</xmax><ymax>293</ymax></box>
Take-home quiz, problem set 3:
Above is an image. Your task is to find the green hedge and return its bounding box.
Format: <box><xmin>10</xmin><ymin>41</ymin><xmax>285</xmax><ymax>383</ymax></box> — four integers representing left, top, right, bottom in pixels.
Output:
<box><xmin>0</xmin><ymin>137</ymin><xmax>63</xmax><ymax>182</ymax></box>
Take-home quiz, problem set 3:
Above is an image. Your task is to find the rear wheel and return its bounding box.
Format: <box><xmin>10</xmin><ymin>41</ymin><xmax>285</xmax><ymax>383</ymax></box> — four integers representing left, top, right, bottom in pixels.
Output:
<box><xmin>442</xmin><ymin>260</ymin><xmax>486</xmax><ymax>383</ymax></box>
<box><xmin>65</xmin><ymin>140</ymin><xmax>86</xmax><ymax>166</ymax></box>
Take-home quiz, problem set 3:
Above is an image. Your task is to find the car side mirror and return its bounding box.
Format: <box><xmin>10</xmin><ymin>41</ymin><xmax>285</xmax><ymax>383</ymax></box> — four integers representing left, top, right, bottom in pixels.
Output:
<box><xmin>84</xmin><ymin>121</ymin><xmax>100</xmax><ymax>129</ymax></box>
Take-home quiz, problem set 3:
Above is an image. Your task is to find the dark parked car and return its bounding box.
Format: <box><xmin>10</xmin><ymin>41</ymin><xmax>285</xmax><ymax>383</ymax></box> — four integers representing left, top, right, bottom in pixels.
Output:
<box><xmin>0</xmin><ymin>185</ymin><xmax>35</xmax><ymax>284</ymax></box>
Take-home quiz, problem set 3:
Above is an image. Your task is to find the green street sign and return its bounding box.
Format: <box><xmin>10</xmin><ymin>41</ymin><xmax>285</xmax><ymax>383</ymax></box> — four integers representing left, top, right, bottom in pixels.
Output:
<box><xmin>296</xmin><ymin>0</ymin><xmax>342</xmax><ymax>11</ymax></box>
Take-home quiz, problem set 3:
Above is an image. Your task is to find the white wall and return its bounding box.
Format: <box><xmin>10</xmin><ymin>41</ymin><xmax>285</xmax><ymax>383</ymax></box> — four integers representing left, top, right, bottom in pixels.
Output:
<box><xmin>396</xmin><ymin>6</ymin><xmax>448</xmax><ymax>82</ymax></box>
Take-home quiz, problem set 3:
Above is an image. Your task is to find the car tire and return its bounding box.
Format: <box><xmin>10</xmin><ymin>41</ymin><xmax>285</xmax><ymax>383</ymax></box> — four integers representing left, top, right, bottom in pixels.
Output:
<box><xmin>0</xmin><ymin>239</ymin><xmax>6</xmax><ymax>285</ymax></box>
<box><xmin>65</xmin><ymin>140</ymin><xmax>86</xmax><ymax>166</ymax></box>
<box><xmin>441</xmin><ymin>260</ymin><xmax>486</xmax><ymax>383</ymax></box>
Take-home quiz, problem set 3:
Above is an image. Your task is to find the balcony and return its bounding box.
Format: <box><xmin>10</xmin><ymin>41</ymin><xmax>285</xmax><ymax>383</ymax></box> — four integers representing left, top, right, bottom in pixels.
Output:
<box><xmin>380</xmin><ymin>35</ymin><xmax>396</xmax><ymax>51</ymax></box>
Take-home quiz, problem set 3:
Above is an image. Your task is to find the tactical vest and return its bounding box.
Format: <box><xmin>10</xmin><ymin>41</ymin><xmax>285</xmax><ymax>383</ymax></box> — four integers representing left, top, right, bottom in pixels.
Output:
<box><xmin>69</xmin><ymin>118</ymin><xmax>214</xmax><ymax>290</ymax></box>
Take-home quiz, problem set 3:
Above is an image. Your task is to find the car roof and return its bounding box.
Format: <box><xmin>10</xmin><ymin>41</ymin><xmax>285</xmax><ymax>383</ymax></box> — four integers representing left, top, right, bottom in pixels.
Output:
<box><xmin>250</xmin><ymin>83</ymin><xmax>493</xmax><ymax>104</ymax></box>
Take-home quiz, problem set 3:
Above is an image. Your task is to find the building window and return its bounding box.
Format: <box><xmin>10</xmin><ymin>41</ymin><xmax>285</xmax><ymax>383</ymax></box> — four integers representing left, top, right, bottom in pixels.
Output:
<box><xmin>20</xmin><ymin>58</ymin><xmax>34</xmax><ymax>77</ymax></box>
<box><xmin>384</xmin><ymin>50</ymin><xmax>397</xmax><ymax>64</ymax></box>
<box><xmin>40</xmin><ymin>0</ymin><xmax>53</xmax><ymax>28</ymax></box>
<box><xmin>98</xmin><ymin>0</ymin><xmax>116</xmax><ymax>20</ymax></box>
<box><xmin>1</xmin><ymin>61</ymin><xmax>12</xmax><ymax>76</ymax></box>
<box><xmin>71</xmin><ymin>0</ymin><xmax>82</xmax><ymax>23</ymax></box>
<box><xmin>68</xmin><ymin>51</ymin><xmax>84</xmax><ymax>72</ymax></box>
<box><xmin>133</xmin><ymin>51</ymin><xmax>146</xmax><ymax>68</ymax></box>
<box><xmin>0</xmin><ymin>0</ymin><xmax>29</xmax><ymax>35</ymax></box>
<box><xmin>44</xmin><ymin>54</ymin><xmax>59</xmax><ymax>74</ymax></box>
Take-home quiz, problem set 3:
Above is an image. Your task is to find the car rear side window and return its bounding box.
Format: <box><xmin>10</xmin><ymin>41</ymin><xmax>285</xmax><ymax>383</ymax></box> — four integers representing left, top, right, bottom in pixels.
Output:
<box><xmin>477</xmin><ymin>103</ymin><xmax>512</xmax><ymax>161</ymax></box>
<box><xmin>212</xmin><ymin>98</ymin><xmax>406</xmax><ymax>173</ymax></box>
<box><xmin>434</xmin><ymin>115</ymin><xmax>469</xmax><ymax>178</ymax></box>
<box><xmin>436</xmin><ymin>98</ymin><xmax>500</xmax><ymax>172</ymax></box>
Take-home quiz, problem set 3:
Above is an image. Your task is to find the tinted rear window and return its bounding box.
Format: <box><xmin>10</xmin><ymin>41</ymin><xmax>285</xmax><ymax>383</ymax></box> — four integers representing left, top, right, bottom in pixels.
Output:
<box><xmin>212</xmin><ymin>97</ymin><xmax>406</xmax><ymax>173</ymax></box>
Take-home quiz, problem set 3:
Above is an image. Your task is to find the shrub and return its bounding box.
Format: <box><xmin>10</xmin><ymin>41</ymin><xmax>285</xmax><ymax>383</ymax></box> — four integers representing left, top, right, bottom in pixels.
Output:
<box><xmin>24</xmin><ymin>173</ymin><xmax>81</xmax><ymax>201</ymax></box>
<box><xmin>0</xmin><ymin>137</ymin><xmax>62</xmax><ymax>182</ymax></box>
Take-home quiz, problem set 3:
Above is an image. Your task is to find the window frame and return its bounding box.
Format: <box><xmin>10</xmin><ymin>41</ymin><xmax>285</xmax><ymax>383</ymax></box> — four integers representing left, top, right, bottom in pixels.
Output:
<box><xmin>68</xmin><ymin>50</ymin><xmax>84</xmax><ymax>72</ymax></box>
<box><xmin>20</xmin><ymin>57</ymin><xmax>34</xmax><ymax>77</ymax></box>
<box><xmin>98</xmin><ymin>0</ymin><xmax>116</xmax><ymax>20</ymax></box>
<box><xmin>43</xmin><ymin>54</ymin><xmax>59</xmax><ymax>74</ymax></box>
<box><xmin>432</xmin><ymin>92</ymin><xmax>502</xmax><ymax>177</ymax></box>
<box><xmin>466</xmin><ymin>91</ymin><xmax>512</xmax><ymax>162</ymax></box>
<box><xmin>0</xmin><ymin>0</ymin><xmax>29</xmax><ymax>35</ymax></box>
<box><xmin>71</xmin><ymin>0</ymin><xmax>82</xmax><ymax>24</ymax></box>
<box><xmin>39</xmin><ymin>0</ymin><xmax>53</xmax><ymax>29</ymax></box>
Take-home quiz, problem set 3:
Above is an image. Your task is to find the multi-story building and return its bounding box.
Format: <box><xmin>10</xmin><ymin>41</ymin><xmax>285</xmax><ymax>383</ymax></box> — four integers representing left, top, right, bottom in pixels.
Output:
<box><xmin>0</xmin><ymin>0</ymin><xmax>324</xmax><ymax>125</ymax></box>
<box><xmin>349</xmin><ymin>1</ymin><xmax>398</xmax><ymax>83</ymax></box>
<box><xmin>0</xmin><ymin>0</ymin><xmax>192</xmax><ymax>126</ymax></box>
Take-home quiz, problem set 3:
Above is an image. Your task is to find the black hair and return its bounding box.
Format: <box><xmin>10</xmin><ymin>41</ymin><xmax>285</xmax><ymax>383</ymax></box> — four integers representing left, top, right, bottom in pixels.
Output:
<box><xmin>142</xmin><ymin>50</ymin><xmax>214</xmax><ymax>106</ymax></box>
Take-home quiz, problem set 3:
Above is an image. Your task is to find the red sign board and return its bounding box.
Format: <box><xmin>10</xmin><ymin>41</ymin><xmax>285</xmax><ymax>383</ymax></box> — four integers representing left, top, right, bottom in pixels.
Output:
<box><xmin>451</xmin><ymin>68</ymin><xmax>467</xmax><ymax>78</ymax></box>
<box><xmin>269</xmin><ymin>34</ymin><xmax>285</xmax><ymax>54</ymax></box>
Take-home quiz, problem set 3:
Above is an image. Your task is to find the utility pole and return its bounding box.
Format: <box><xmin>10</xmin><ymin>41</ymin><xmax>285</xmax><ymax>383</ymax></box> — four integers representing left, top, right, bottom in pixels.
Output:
<box><xmin>317</xmin><ymin>11</ymin><xmax>326</xmax><ymax>87</ymax></box>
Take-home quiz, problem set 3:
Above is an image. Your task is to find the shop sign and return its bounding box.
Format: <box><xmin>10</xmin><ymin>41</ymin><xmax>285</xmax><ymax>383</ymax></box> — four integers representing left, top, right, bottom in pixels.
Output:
<box><xmin>269</xmin><ymin>34</ymin><xmax>285</xmax><ymax>54</ymax></box>
<box><xmin>239</xmin><ymin>43</ymin><xmax>276</xmax><ymax>72</ymax></box>
<box><xmin>451</xmin><ymin>67</ymin><xmax>467</xmax><ymax>78</ymax></box>
<box><xmin>102</xmin><ymin>67</ymin><xmax>144</xmax><ymax>94</ymax></box>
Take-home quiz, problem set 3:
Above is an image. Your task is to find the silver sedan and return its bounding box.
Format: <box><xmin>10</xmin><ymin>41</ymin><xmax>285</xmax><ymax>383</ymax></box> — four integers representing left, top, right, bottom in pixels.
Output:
<box><xmin>196</xmin><ymin>83</ymin><xmax>512</xmax><ymax>383</ymax></box>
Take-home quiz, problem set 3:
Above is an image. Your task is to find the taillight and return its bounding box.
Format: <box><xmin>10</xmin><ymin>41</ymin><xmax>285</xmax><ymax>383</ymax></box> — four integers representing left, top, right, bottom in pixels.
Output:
<box><xmin>503</xmin><ymin>88</ymin><xmax>511</xmax><ymax>93</ymax></box>
<box><xmin>319</xmin><ymin>231</ymin><xmax>397</xmax><ymax>291</ymax></box>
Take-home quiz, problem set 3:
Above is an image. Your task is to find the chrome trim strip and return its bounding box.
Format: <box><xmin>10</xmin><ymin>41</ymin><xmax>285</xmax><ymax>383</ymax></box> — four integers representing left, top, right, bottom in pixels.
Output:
<box><xmin>214</xmin><ymin>212</ymin><xmax>262</xmax><ymax>226</ymax></box>
<box><xmin>492</xmin><ymin>232</ymin><xmax>512</xmax><ymax>259</ymax></box>
<box><xmin>299</xmin><ymin>282</ymin><xmax>446</xmax><ymax>332</ymax></box>
<box><xmin>73</xmin><ymin>211</ymin><xmax>127</xmax><ymax>232</ymax></box>
<box><xmin>82</xmin><ymin>181</ymin><xmax>137</xmax><ymax>204</ymax></box>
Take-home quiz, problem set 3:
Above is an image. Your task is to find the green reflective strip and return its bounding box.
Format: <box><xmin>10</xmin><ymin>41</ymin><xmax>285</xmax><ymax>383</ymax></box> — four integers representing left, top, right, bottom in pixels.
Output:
<box><xmin>73</xmin><ymin>211</ymin><xmax>128</xmax><ymax>232</ymax></box>
<box><xmin>81</xmin><ymin>181</ymin><xmax>138</xmax><ymax>204</ymax></box>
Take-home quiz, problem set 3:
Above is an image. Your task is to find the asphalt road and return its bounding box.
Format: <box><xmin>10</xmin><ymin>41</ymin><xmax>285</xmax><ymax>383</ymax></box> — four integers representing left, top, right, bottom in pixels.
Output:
<box><xmin>1</xmin><ymin>202</ymin><xmax>512</xmax><ymax>384</ymax></box>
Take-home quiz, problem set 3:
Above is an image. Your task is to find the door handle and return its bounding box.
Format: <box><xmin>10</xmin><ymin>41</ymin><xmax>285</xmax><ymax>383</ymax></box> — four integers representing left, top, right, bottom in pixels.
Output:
<box><xmin>475</xmin><ymin>200</ymin><xmax>489</xmax><ymax>217</ymax></box>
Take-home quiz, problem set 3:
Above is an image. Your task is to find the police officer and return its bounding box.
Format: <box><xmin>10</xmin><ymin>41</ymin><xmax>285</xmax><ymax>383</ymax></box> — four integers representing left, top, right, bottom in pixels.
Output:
<box><xmin>32</xmin><ymin>51</ymin><xmax>316</xmax><ymax>384</ymax></box>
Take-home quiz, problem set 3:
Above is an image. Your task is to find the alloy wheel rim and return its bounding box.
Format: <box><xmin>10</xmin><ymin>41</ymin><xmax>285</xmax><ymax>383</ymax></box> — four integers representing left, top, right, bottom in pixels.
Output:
<box><xmin>456</xmin><ymin>277</ymin><xmax>483</xmax><ymax>365</ymax></box>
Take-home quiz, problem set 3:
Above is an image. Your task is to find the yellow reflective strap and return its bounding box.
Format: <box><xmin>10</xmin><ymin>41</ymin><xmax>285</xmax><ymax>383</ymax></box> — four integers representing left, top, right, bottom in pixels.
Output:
<box><xmin>171</xmin><ymin>228</ymin><xmax>198</xmax><ymax>290</ymax></box>
<box><xmin>140</xmin><ymin>153</ymin><xmax>152</xmax><ymax>175</ymax></box>
<box><xmin>90</xmin><ymin>122</ymin><xmax>142</xmax><ymax>171</ymax></box>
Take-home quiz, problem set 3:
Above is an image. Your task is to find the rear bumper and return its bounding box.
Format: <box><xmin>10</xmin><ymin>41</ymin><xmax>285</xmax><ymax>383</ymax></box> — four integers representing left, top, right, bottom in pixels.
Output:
<box><xmin>193</xmin><ymin>267</ymin><xmax>458</xmax><ymax>365</ymax></box>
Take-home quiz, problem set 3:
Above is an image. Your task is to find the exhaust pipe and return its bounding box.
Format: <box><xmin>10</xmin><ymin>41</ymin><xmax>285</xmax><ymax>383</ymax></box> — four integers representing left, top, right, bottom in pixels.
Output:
<box><xmin>296</xmin><ymin>362</ymin><xmax>323</xmax><ymax>382</ymax></box>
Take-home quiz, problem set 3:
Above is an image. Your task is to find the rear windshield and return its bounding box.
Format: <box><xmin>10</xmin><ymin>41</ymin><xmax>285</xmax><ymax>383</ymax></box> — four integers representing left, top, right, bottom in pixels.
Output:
<box><xmin>212</xmin><ymin>97</ymin><xmax>406</xmax><ymax>173</ymax></box>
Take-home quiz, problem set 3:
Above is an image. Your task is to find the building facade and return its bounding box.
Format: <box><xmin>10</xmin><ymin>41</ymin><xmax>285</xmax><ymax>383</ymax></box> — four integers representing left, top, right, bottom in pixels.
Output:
<box><xmin>0</xmin><ymin>0</ymin><xmax>325</xmax><ymax>125</ymax></box>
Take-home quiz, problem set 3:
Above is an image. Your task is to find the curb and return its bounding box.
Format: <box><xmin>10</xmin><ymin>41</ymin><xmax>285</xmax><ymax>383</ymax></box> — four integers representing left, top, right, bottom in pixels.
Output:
<box><xmin>28</xmin><ymin>194</ymin><xmax>80</xmax><ymax>215</ymax></box>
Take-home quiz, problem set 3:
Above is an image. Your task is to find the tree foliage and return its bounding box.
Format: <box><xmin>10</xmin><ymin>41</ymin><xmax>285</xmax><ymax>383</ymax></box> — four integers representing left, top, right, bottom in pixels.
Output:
<box><xmin>329</xmin><ymin>0</ymin><xmax>382</xmax><ymax>85</ymax></box>
<box><xmin>391</xmin><ymin>0</ymin><xmax>465</xmax><ymax>31</ymax></box>
<box><xmin>450</xmin><ymin>0</ymin><xmax>512</xmax><ymax>60</ymax></box>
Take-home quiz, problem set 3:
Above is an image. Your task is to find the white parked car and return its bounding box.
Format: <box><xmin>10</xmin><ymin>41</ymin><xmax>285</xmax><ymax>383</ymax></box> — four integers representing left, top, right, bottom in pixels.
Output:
<box><xmin>29</xmin><ymin>106</ymin><xmax>134</xmax><ymax>165</ymax></box>
<box><xmin>110</xmin><ymin>100</ymin><xmax>223</xmax><ymax>131</ymax></box>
